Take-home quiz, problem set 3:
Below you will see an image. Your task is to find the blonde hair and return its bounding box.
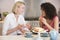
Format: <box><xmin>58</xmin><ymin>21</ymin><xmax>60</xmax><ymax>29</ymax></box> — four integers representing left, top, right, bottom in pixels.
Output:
<box><xmin>12</xmin><ymin>1</ymin><xmax>25</xmax><ymax>14</ymax></box>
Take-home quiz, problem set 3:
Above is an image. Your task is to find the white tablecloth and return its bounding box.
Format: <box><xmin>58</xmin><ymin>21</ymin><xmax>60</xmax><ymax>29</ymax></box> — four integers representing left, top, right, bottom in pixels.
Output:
<box><xmin>0</xmin><ymin>34</ymin><xmax>60</xmax><ymax>40</ymax></box>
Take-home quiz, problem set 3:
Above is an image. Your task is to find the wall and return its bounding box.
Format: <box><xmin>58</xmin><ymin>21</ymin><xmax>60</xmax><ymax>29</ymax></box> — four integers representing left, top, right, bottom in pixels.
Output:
<box><xmin>0</xmin><ymin>0</ymin><xmax>14</xmax><ymax>13</ymax></box>
<box><xmin>0</xmin><ymin>0</ymin><xmax>46</xmax><ymax>20</ymax></box>
<box><xmin>0</xmin><ymin>0</ymin><xmax>60</xmax><ymax>18</ymax></box>
<box><xmin>24</xmin><ymin>0</ymin><xmax>46</xmax><ymax>18</ymax></box>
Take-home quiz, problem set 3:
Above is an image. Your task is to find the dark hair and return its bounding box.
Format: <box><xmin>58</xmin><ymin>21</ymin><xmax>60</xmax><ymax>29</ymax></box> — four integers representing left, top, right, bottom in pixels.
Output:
<box><xmin>41</xmin><ymin>2</ymin><xmax>57</xmax><ymax>20</ymax></box>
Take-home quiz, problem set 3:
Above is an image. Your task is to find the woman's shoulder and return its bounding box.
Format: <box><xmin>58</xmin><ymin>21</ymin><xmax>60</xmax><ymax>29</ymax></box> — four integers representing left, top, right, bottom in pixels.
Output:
<box><xmin>7</xmin><ymin>12</ymin><xmax>13</xmax><ymax>16</ymax></box>
<box><xmin>53</xmin><ymin>16</ymin><xmax>59</xmax><ymax>21</ymax></box>
<box><xmin>54</xmin><ymin>16</ymin><xmax>58</xmax><ymax>19</ymax></box>
<box><xmin>5</xmin><ymin>13</ymin><xmax>14</xmax><ymax>19</ymax></box>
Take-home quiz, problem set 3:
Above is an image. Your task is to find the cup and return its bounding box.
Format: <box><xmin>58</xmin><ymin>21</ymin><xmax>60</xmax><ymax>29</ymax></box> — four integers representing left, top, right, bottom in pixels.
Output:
<box><xmin>41</xmin><ymin>32</ymin><xmax>48</xmax><ymax>37</ymax></box>
<box><xmin>25</xmin><ymin>32</ymin><xmax>32</xmax><ymax>38</ymax></box>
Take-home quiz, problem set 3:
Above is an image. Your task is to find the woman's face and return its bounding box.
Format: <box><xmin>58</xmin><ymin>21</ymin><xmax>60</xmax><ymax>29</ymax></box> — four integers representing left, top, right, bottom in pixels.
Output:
<box><xmin>15</xmin><ymin>3</ymin><xmax>25</xmax><ymax>14</ymax></box>
<box><xmin>41</xmin><ymin>10</ymin><xmax>46</xmax><ymax>17</ymax></box>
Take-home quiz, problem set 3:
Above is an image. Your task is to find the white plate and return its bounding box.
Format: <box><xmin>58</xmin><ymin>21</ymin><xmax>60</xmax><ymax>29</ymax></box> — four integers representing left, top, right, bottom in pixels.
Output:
<box><xmin>32</xmin><ymin>27</ymin><xmax>47</xmax><ymax>33</ymax></box>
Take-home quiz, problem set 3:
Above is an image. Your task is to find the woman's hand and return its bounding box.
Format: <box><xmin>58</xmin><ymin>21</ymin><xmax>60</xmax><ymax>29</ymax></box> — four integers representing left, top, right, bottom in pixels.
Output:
<box><xmin>40</xmin><ymin>16</ymin><xmax>47</xmax><ymax>25</ymax></box>
<box><xmin>18</xmin><ymin>24</ymin><xmax>22</xmax><ymax>28</ymax></box>
<box><xmin>15</xmin><ymin>25</ymin><xmax>21</xmax><ymax>30</ymax></box>
<box><xmin>39</xmin><ymin>16</ymin><xmax>54</xmax><ymax>30</ymax></box>
<box><xmin>26</xmin><ymin>24</ymin><xmax>31</xmax><ymax>30</ymax></box>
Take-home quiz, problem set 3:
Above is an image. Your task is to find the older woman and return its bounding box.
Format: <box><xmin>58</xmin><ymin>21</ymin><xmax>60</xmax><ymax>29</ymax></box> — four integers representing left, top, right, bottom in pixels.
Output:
<box><xmin>2</xmin><ymin>1</ymin><xmax>31</xmax><ymax>35</ymax></box>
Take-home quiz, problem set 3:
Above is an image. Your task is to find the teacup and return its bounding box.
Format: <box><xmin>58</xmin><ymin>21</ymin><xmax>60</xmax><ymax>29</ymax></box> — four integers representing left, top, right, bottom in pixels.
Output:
<box><xmin>41</xmin><ymin>32</ymin><xmax>48</xmax><ymax>37</ymax></box>
<box><xmin>25</xmin><ymin>32</ymin><xmax>32</xmax><ymax>37</ymax></box>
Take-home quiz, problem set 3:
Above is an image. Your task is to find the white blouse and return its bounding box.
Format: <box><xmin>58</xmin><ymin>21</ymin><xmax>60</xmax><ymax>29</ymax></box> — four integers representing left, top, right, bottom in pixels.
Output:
<box><xmin>2</xmin><ymin>13</ymin><xmax>27</xmax><ymax>35</ymax></box>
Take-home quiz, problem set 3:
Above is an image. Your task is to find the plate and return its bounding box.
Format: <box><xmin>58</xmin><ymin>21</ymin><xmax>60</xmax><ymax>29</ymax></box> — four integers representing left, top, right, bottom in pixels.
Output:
<box><xmin>32</xmin><ymin>27</ymin><xmax>46</xmax><ymax>33</ymax></box>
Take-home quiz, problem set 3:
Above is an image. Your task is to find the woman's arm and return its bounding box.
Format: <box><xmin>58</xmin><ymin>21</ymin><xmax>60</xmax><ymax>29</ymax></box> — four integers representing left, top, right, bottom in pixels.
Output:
<box><xmin>3</xmin><ymin>16</ymin><xmax>22</xmax><ymax>35</ymax></box>
<box><xmin>54</xmin><ymin>17</ymin><xmax>59</xmax><ymax>31</ymax></box>
<box><xmin>6</xmin><ymin>26</ymin><xmax>19</xmax><ymax>35</ymax></box>
<box><xmin>39</xmin><ymin>18</ymin><xmax>43</xmax><ymax>27</ymax></box>
<box><xmin>41</xmin><ymin>17</ymin><xmax>59</xmax><ymax>31</ymax></box>
<box><xmin>2</xmin><ymin>16</ymin><xmax>10</xmax><ymax>35</ymax></box>
<box><xmin>6</xmin><ymin>24</ymin><xmax>23</xmax><ymax>35</ymax></box>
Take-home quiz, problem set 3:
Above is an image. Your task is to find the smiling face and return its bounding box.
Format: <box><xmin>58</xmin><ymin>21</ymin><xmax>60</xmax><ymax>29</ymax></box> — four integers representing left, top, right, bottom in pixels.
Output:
<box><xmin>12</xmin><ymin>1</ymin><xmax>25</xmax><ymax>15</ymax></box>
<box><xmin>16</xmin><ymin>4</ymin><xmax>25</xmax><ymax>14</ymax></box>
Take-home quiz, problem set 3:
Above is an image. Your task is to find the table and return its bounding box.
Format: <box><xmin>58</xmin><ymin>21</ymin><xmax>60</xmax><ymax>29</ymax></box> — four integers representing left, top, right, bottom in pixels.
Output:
<box><xmin>0</xmin><ymin>34</ymin><xmax>60</xmax><ymax>40</ymax></box>
<box><xmin>0</xmin><ymin>35</ymin><xmax>49</xmax><ymax>40</ymax></box>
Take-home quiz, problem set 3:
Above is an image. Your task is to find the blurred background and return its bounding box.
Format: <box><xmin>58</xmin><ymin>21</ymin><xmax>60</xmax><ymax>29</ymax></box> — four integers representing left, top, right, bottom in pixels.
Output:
<box><xmin>0</xmin><ymin>0</ymin><xmax>60</xmax><ymax>35</ymax></box>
